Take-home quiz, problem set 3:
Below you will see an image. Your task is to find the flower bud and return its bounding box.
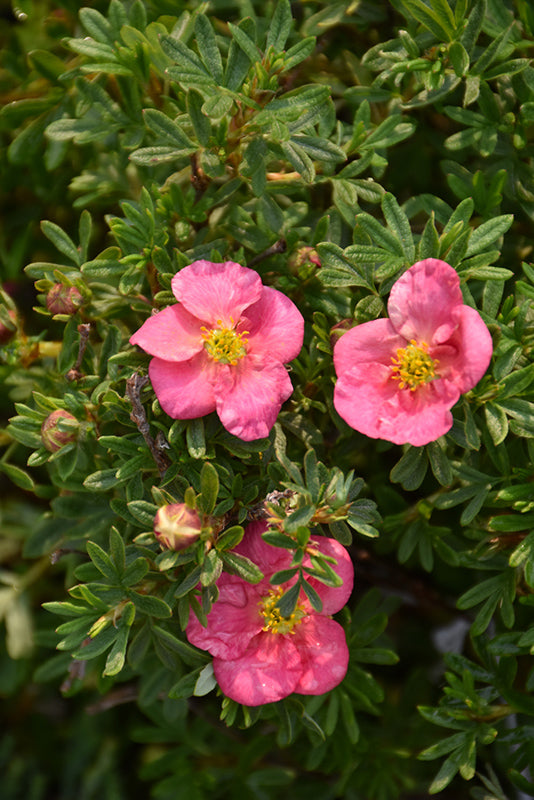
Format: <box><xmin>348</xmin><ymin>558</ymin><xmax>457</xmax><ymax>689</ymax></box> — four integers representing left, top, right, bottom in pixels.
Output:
<box><xmin>154</xmin><ymin>503</ymin><xmax>202</xmax><ymax>551</ymax></box>
<box><xmin>41</xmin><ymin>409</ymin><xmax>78</xmax><ymax>453</ymax></box>
<box><xmin>288</xmin><ymin>246</ymin><xmax>321</xmax><ymax>278</ymax></box>
<box><xmin>46</xmin><ymin>284</ymin><xmax>83</xmax><ymax>315</ymax></box>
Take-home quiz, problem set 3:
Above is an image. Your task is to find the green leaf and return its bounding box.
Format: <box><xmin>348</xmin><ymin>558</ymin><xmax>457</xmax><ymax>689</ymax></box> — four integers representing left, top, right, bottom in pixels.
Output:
<box><xmin>103</xmin><ymin>602</ymin><xmax>135</xmax><ymax>676</ymax></box>
<box><xmin>195</xmin><ymin>14</ymin><xmax>223</xmax><ymax>83</ymax></box>
<box><xmin>40</xmin><ymin>220</ymin><xmax>80</xmax><ymax>266</ymax></box>
<box><xmin>381</xmin><ymin>193</ymin><xmax>415</xmax><ymax>262</ymax></box>
<box><xmin>266</xmin><ymin>0</ymin><xmax>293</xmax><ymax>51</ymax></box>
<box><xmin>122</xmin><ymin>558</ymin><xmax>149</xmax><ymax>586</ymax></box>
<box><xmin>283</xmin><ymin>37</ymin><xmax>316</xmax><ymax>70</ymax></box>
<box><xmin>129</xmin><ymin>591</ymin><xmax>172</xmax><ymax>618</ymax></box>
<box><xmin>472</xmin><ymin>24</ymin><xmax>513</xmax><ymax>76</ymax></box>
<box><xmin>0</xmin><ymin>462</ymin><xmax>36</xmax><ymax>492</ymax></box>
<box><xmin>399</xmin><ymin>0</ymin><xmax>457</xmax><ymax>41</ymax></box>
<box><xmin>227</xmin><ymin>21</ymin><xmax>261</xmax><ymax>62</ymax></box>
<box><xmin>276</xmin><ymin>582</ymin><xmax>301</xmax><ymax>616</ymax></box>
<box><xmin>216</xmin><ymin>525</ymin><xmax>244</xmax><ymax>551</ymax></box>
<box><xmin>194</xmin><ymin>662</ymin><xmax>217</xmax><ymax>696</ymax></box>
<box><xmin>143</xmin><ymin>108</ymin><xmax>195</xmax><ymax>147</ymax></box>
<box><xmin>162</xmin><ymin>36</ymin><xmax>213</xmax><ymax>86</ymax></box>
<box><xmin>224</xmin><ymin>17</ymin><xmax>255</xmax><ymax>90</ymax></box>
<box><xmin>449</xmin><ymin>41</ymin><xmax>469</xmax><ymax>77</ymax></box>
<box><xmin>428</xmin><ymin>751</ymin><xmax>462</xmax><ymax>794</ymax></box>
<box><xmin>221</xmin><ymin>551</ymin><xmax>264</xmax><ymax>583</ymax></box>
<box><xmin>187</xmin><ymin>89</ymin><xmax>211</xmax><ymax>146</ymax></box>
<box><xmin>200</xmin><ymin>549</ymin><xmax>223</xmax><ymax>587</ymax></box>
<box><xmin>284</xmin><ymin>505</ymin><xmax>315</xmax><ymax>533</ymax></box>
<box><xmin>127</xmin><ymin>500</ymin><xmax>158</xmax><ymax>528</ymax></box>
<box><xmin>109</xmin><ymin>528</ymin><xmax>125</xmax><ymax>573</ymax></box>
<box><xmin>390</xmin><ymin>446</ymin><xmax>428</xmax><ymax>490</ymax></box>
<box><xmin>79</xmin><ymin>7</ymin><xmax>113</xmax><ymax>44</ymax></box>
<box><xmin>199</xmin><ymin>461</ymin><xmax>219</xmax><ymax>515</ymax></box>
<box><xmin>152</xmin><ymin>624</ymin><xmax>209</xmax><ymax>666</ymax></box>
<box><xmin>426</xmin><ymin>441</ymin><xmax>453</xmax><ymax>486</ymax></box>
<box><xmin>281</xmin><ymin>140</ymin><xmax>315</xmax><ymax>182</ymax></box>
<box><xmin>86</xmin><ymin>541</ymin><xmax>119</xmax><ymax>582</ymax></box>
<box><xmin>186</xmin><ymin>418</ymin><xmax>206</xmax><ymax>458</ymax></box>
<box><xmin>465</xmin><ymin>215</ymin><xmax>513</xmax><ymax>257</ymax></box>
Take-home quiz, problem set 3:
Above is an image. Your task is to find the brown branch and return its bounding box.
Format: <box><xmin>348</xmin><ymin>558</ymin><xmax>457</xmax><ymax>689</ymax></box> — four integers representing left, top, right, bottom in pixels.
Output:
<box><xmin>247</xmin><ymin>238</ymin><xmax>287</xmax><ymax>268</ymax></box>
<box><xmin>65</xmin><ymin>323</ymin><xmax>92</xmax><ymax>381</ymax></box>
<box><xmin>125</xmin><ymin>372</ymin><xmax>171</xmax><ymax>477</ymax></box>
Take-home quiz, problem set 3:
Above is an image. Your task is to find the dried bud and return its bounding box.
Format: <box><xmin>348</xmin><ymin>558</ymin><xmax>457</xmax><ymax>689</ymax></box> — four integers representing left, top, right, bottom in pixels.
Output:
<box><xmin>41</xmin><ymin>409</ymin><xmax>78</xmax><ymax>453</ymax></box>
<box><xmin>0</xmin><ymin>309</ymin><xmax>17</xmax><ymax>344</ymax></box>
<box><xmin>154</xmin><ymin>503</ymin><xmax>202</xmax><ymax>551</ymax></box>
<box><xmin>288</xmin><ymin>246</ymin><xmax>321</xmax><ymax>278</ymax></box>
<box><xmin>46</xmin><ymin>284</ymin><xmax>83</xmax><ymax>315</ymax></box>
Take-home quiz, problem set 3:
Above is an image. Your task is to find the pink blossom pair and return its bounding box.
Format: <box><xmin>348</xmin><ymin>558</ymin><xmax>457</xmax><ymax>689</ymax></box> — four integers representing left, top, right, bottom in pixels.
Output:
<box><xmin>131</xmin><ymin>257</ymin><xmax>492</xmax><ymax>447</ymax></box>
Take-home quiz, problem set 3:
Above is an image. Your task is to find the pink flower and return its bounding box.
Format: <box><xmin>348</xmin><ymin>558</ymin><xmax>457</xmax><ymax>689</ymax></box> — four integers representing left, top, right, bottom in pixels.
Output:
<box><xmin>333</xmin><ymin>259</ymin><xmax>493</xmax><ymax>447</ymax></box>
<box><xmin>186</xmin><ymin>521</ymin><xmax>354</xmax><ymax>706</ymax></box>
<box><xmin>130</xmin><ymin>260</ymin><xmax>304</xmax><ymax>441</ymax></box>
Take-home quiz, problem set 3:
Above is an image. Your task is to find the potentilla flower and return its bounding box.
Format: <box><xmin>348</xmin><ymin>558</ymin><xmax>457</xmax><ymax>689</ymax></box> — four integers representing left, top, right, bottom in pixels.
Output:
<box><xmin>333</xmin><ymin>258</ymin><xmax>493</xmax><ymax>446</ymax></box>
<box><xmin>130</xmin><ymin>260</ymin><xmax>304</xmax><ymax>441</ymax></box>
<box><xmin>186</xmin><ymin>521</ymin><xmax>354</xmax><ymax>706</ymax></box>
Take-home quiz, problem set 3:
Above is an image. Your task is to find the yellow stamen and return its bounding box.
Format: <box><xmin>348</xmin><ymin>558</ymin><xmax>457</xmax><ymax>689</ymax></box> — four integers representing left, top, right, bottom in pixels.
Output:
<box><xmin>201</xmin><ymin>318</ymin><xmax>248</xmax><ymax>365</ymax></box>
<box><xmin>259</xmin><ymin>587</ymin><xmax>306</xmax><ymax>635</ymax></box>
<box><xmin>390</xmin><ymin>339</ymin><xmax>438</xmax><ymax>391</ymax></box>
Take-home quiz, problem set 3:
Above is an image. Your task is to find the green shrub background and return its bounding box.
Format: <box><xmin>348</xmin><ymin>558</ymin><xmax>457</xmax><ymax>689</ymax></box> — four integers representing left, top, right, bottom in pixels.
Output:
<box><xmin>1</xmin><ymin>0</ymin><xmax>534</xmax><ymax>797</ymax></box>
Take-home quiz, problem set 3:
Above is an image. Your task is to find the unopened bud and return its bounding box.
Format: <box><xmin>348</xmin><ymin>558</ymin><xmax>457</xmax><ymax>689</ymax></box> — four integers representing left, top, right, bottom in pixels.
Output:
<box><xmin>46</xmin><ymin>284</ymin><xmax>83</xmax><ymax>315</ymax></box>
<box><xmin>154</xmin><ymin>503</ymin><xmax>202</xmax><ymax>551</ymax></box>
<box><xmin>41</xmin><ymin>409</ymin><xmax>78</xmax><ymax>453</ymax></box>
<box><xmin>288</xmin><ymin>246</ymin><xmax>321</xmax><ymax>278</ymax></box>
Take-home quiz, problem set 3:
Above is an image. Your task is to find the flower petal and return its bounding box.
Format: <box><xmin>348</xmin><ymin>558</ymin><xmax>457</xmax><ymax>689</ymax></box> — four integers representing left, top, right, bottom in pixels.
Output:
<box><xmin>334</xmin><ymin>361</ymin><xmax>459</xmax><ymax>445</ymax></box>
<box><xmin>234</xmin><ymin>521</ymin><xmax>294</xmax><ymax>575</ymax></box>
<box><xmin>213</xmin><ymin>632</ymin><xmax>302</xmax><ymax>705</ymax></box>
<box><xmin>305</xmin><ymin>535</ymin><xmax>354</xmax><ymax>614</ymax></box>
<box><xmin>149</xmin><ymin>352</ymin><xmax>217</xmax><ymax>419</ymax></box>
<box><xmin>334</xmin><ymin>318</ymin><xmax>403</xmax><ymax>372</ymax></box>
<box><xmin>434</xmin><ymin>305</ymin><xmax>493</xmax><ymax>393</ymax></box>
<box><xmin>388</xmin><ymin>259</ymin><xmax>463</xmax><ymax>344</ymax></box>
<box><xmin>186</xmin><ymin>580</ymin><xmax>264</xmax><ymax>660</ymax></box>
<box><xmin>292</xmin><ymin>616</ymin><xmax>349</xmax><ymax>695</ymax></box>
<box><xmin>130</xmin><ymin>305</ymin><xmax>205</xmax><ymax>361</ymax></box>
<box><xmin>243</xmin><ymin>286</ymin><xmax>305</xmax><ymax>364</ymax></box>
<box><xmin>172</xmin><ymin>261</ymin><xmax>262</xmax><ymax>326</ymax></box>
<box><xmin>214</xmin><ymin>356</ymin><xmax>294</xmax><ymax>440</ymax></box>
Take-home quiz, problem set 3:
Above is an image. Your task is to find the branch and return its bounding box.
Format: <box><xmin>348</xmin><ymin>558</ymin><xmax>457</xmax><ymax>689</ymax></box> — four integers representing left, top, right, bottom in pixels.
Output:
<box><xmin>125</xmin><ymin>372</ymin><xmax>171</xmax><ymax>477</ymax></box>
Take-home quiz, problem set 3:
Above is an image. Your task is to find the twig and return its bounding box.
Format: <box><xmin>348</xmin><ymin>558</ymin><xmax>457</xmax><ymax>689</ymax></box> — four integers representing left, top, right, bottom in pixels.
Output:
<box><xmin>247</xmin><ymin>238</ymin><xmax>286</xmax><ymax>268</ymax></box>
<box><xmin>85</xmin><ymin>684</ymin><xmax>139</xmax><ymax>714</ymax></box>
<box><xmin>65</xmin><ymin>323</ymin><xmax>91</xmax><ymax>381</ymax></box>
<box><xmin>125</xmin><ymin>372</ymin><xmax>171</xmax><ymax>477</ymax></box>
<box><xmin>190</xmin><ymin>152</ymin><xmax>210</xmax><ymax>202</ymax></box>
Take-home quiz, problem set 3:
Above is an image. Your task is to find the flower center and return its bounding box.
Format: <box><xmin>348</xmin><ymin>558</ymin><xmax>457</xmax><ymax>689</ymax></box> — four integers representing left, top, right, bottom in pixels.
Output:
<box><xmin>201</xmin><ymin>319</ymin><xmax>248</xmax><ymax>365</ymax></box>
<box><xmin>390</xmin><ymin>339</ymin><xmax>438</xmax><ymax>390</ymax></box>
<box><xmin>259</xmin><ymin>587</ymin><xmax>307</xmax><ymax>635</ymax></box>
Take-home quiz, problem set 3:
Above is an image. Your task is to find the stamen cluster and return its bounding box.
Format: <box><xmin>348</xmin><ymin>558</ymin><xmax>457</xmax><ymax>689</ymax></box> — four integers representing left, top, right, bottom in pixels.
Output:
<box><xmin>390</xmin><ymin>339</ymin><xmax>438</xmax><ymax>390</ymax></box>
<box><xmin>259</xmin><ymin>587</ymin><xmax>306</xmax><ymax>635</ymax></box>
<box><xmin>201</xmin><ymin>319</ymin><xmax>248</xmax><ymax>365</ymax></box>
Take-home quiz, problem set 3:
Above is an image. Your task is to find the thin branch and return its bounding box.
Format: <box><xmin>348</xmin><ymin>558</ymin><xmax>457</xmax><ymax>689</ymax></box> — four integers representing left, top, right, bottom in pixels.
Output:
<box><xmin>247</xmin><ymin>238</ymin><xmax>287</xmax><ymax>268</ymax></box>
<box><xmin>65</xmin><ymin>323</ymin><xmax>92</xmax><ymax>381</ymax></box>
<box><xmin>125</xmin><ymin>372</ymin><xmax>171</xmax><ymax>477</ymax></box>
